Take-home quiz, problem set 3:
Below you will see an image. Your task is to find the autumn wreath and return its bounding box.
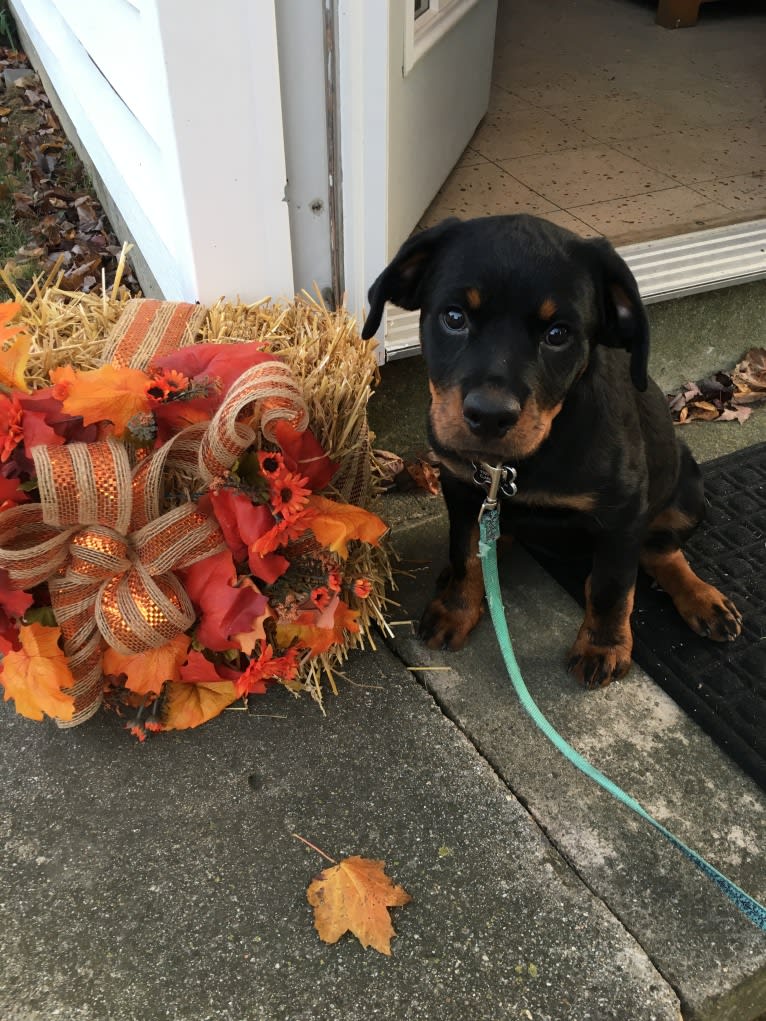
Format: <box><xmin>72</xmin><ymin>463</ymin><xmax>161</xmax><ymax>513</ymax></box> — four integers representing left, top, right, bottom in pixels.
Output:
<box><xmin>0</xmin><ymin>278</ymin><xmax>390</xmax><ymax>738</ymax></box>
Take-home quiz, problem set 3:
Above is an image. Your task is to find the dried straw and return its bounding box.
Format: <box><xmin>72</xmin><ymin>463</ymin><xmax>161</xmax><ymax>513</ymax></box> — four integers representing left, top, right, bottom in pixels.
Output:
<box><xmin>8</xmin><ymin>262</ymin><xmax>393</xmax><ymax>709</ymax></box>
<box><xmin>1</xmin><ymin>246</ymin><xmax>134</xmax><ymax>386</ymax></box>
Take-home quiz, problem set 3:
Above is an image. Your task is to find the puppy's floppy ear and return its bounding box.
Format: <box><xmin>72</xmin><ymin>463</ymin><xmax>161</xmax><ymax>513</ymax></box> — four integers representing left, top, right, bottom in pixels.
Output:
<box><xmin>361</xmin><ymin>218</ymin><xmax>460</xmax><ymax>340</ymax></box>
<box><xmin>580</xmin><ymin>237</ymin><xmax>649</xmax><ymax>391</ymax></box>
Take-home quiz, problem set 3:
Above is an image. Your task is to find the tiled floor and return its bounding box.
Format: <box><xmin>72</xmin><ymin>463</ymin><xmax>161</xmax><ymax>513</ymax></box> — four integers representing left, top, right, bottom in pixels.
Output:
<box><xmin>421</xmin><ymin>0</ymin><xmax>766</xmax><ymax>244</ymax></box>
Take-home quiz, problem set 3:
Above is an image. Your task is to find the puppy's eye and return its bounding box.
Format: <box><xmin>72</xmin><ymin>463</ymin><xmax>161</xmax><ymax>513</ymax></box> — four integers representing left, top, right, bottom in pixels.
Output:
<box><xmin>544</xmin><ymin>322</ymin><xmax>572</xmax><ymax>347</ymax></box>
<box><xmin>441</xmin><ymin>307</ymin><xmax>467</xmax><ymax>332</ymax></box>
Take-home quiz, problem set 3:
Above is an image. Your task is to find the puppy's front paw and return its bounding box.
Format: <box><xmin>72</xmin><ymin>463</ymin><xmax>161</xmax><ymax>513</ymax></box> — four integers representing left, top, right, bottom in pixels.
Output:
<box><xmin>567</xmin><ymin>631</ymin><xmax>632</xmax><ymax>689</ymax></box>
<box><xmin>675</xmin><ymin>582</ymin><xmax>743</xmax><ymax>642</ymax></box>
<box><xmin>419</xmin><ymin>594</ymin><xmax>483</xmax><ymax>651</ymax></box>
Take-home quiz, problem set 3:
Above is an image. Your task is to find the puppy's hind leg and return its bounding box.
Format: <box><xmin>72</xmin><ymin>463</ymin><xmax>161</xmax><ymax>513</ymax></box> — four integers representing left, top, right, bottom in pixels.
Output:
<box><xmin>640</xmin><ymin>444</ymin><xmax>742</xmax><ymax>641</ymax></box>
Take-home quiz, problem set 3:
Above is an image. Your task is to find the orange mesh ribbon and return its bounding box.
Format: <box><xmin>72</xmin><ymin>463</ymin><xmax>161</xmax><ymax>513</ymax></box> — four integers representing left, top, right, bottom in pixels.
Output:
<box><xmin>0</xmin><ymin>439</ymin><xmax>224</xmax><ymax>725</ymax></box>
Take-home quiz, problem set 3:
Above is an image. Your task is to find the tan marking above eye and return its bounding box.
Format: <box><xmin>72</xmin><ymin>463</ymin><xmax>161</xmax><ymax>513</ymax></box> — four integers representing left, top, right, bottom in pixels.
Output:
<box><xmin>539</xmin><ymin>298</ymin><xmax>557</xmax><ymax>321</ymax></box>
<box><xmin>465</xmin><ymin>287</ymin><xmax>481</xmax><ymax>310</ymax></box>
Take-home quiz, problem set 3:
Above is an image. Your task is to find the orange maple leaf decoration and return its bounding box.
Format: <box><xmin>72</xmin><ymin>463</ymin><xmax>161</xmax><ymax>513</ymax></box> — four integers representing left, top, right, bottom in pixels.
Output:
<box><xmin>0</xmin><ymin>302</ymin><xmax>31</xmax><ymax>393</ymax></box>
<box><xmin>301</xmin><ymin>494</ymin><xmax>388</xmax><ymax>560</ymax></box>
<box><xmin>307</xmin><ymin>855</ymin><xmax>412</xmax><ymax>955</ymax></box>
<box><xmin>52</xmin><ymin>363</ymin><xmax>152</xmax><ymax>436</ymax></box>
<box><xmin>0</xmin><ymin>622</ymin><xmax>76</xmax><ymax>722</ymax></box>
<box><xmin>161</xmin><ymin>679</ymin><xmax>238</xmax><ymax>730</ymax></box>
<box><xmin>103</xmin><ymin>635</ymin><xmax>191</xmax><ymax>696</ymax></box>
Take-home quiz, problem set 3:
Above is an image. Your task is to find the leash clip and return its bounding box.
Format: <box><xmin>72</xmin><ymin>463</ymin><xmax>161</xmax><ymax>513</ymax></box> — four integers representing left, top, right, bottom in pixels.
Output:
<box><xmin>473</xmin><ymin>461</ymin><xmax>517</xmax><ymax>522</ymax></box>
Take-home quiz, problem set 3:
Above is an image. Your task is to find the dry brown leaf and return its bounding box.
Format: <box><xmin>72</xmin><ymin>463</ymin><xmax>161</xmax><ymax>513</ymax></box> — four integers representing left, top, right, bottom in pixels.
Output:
<box><xmin>733</xmin><ymin>347</ymin><xmax>766</xmax><ymax>394</ymax></box>
<box><xmin>406</xmin><ymin>458</ymin><xmax>441</xmax><ymax>495</ymax></box>
<box><xmin>307</xmin><ymin>855</ymin><xmax>411</xmax><ymax>955</ymax></box>
<box><xmin>373</xmin><ymin>449</ymin><xmax>405</xmax><ymax>489</ymax></box>
<box><xmin>686</xmin><ymin>400</ymin><xmax>720</xmax><ymax>421</ymax></box>
<box><xmin>718</xmin><ymin>405</ymin><xmax>752</xmax><ymax>424</ymax></box>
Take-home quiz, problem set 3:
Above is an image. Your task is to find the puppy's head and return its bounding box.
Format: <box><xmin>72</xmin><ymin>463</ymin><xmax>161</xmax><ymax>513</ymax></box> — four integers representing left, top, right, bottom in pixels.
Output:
<box><xmin>362</xmin><ymin>214</ymin><xmax>649</xmax><ymax>463</ymax></box>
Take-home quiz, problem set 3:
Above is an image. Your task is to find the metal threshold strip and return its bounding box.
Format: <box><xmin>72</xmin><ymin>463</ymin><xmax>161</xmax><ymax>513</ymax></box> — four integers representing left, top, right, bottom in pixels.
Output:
<box><xmin>383</xmin><ymin>218</ymin><xmax>766</xmax><ymax>361</ymax></box>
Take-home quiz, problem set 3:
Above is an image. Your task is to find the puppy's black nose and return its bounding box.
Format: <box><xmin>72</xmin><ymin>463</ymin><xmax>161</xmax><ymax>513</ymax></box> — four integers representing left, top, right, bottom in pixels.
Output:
<box><xmin>463</xmin><ymin>390</ymin><xmax>521</xmax><ymax>437</ymax></box>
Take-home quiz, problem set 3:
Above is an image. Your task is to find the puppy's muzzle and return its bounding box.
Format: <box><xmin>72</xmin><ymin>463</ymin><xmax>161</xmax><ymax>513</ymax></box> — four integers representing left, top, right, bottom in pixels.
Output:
<box><xmin>463</xmin><ymin>389</ymin><xmax>521</xmax><ymax>439</ymax></box>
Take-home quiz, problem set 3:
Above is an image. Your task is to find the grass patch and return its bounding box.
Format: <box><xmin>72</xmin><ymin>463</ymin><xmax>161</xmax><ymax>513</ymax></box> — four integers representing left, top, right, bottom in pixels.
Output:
<box><xmin>0</xmin><ymin>36</ymin><xmax>138</xmax><ymax>297</ymax></box>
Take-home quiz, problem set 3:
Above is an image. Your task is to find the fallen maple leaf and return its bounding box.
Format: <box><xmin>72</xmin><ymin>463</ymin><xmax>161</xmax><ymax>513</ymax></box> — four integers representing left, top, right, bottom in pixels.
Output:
<box><xmin>161</xmin><ymin>679</ymin><xmax>238</xmax><ymax>730</ymax></box>
<box><xmin>719</xmin><ymin>405</ymin><xmax>752</xmax><ymax>424</ymax></box>
<box><xmin>0</xmin><ymin>622</ymin><xmax>75</xmax><ymax>722</ymax></box>
<box><xmin>307</xmin><ymin>854</ymin><xmax>411</xmax><ymax>955</ymax></box>
<box><xmin>54</xmin><ymin>363</ymin><xmax>151</xmax><ymax>436</ymax></box>
<box><xmin>732</xmin><ymin>347</ymin><xmax>766</xmax><ymax>396</ymax></box>
<box><xmin>406</xmin><ymin>458</ymin><xmax>441</xmax><ymax>495</ymax></box>
<box><xmin>373</xmin><ymin>449</ymin><xmax>405</xmax><ymax>490</ymax></box>
<box><xmin>103</xmin><ymin>634</ymin><xmax>191</xmax><ymax>696</ymax></box>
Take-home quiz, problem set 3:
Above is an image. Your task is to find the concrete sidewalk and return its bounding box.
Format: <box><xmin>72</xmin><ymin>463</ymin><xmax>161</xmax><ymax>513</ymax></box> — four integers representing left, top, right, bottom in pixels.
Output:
<box><xmin>1</xmin><ymin>282</ymin><xmax>766</xmax><ymax>1021</ymax></box>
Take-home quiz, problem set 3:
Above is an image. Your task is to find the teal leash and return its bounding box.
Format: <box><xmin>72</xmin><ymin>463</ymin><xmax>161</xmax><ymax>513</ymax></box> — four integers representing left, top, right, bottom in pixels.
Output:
<box><xmin>474</xmin><ymin>468</ymin><xmax>766</xmax><ymax>932</ymax></box>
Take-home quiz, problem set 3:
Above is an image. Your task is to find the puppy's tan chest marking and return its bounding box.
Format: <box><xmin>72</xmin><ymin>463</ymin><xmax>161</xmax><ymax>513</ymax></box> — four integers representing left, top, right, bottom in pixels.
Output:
<box><xmin>514</xmin><ymin>490</ymin><xmax>597</xmax><ymax>513</ymax></box>
<box><xmin>436</xmin><ymin>452</ymin><xmax>597</xmax><ymax>513</ymax></box>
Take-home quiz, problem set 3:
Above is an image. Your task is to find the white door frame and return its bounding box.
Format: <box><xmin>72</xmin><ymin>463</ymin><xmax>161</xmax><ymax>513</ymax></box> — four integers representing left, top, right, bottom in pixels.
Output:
<box><xmin>335</xmin><ymin>1</ymin><xmax>390</xmax><ymax>359</ymax></box>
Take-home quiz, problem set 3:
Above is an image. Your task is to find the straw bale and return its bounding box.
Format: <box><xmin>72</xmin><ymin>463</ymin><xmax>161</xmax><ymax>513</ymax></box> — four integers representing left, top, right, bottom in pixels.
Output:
<box><xmin>7</xmin><ymin>263</ymin><xmax>392</xmax><ymax>709</ymax></box>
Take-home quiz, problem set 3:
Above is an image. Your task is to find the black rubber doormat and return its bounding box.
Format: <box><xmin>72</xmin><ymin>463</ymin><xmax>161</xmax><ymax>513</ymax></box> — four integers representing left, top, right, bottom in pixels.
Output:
<box><xmin>529</xmin><ymin>442</ymin><xmax>766</xmax><ymax>791</ymax></box>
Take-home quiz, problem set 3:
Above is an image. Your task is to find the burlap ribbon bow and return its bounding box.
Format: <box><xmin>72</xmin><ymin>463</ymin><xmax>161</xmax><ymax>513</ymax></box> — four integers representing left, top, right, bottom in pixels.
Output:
<box><xmin>0</xmin><ymin>301</ymin><xmax>309</xmax><ymax>725</ymax></box>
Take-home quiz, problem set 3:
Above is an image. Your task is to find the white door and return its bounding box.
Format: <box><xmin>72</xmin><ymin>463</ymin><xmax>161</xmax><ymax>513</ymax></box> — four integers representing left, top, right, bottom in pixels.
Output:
<box><xmin>336</xmin><ymin>0</ymin><xmax>498</xmax><ymax>360</ymax></box>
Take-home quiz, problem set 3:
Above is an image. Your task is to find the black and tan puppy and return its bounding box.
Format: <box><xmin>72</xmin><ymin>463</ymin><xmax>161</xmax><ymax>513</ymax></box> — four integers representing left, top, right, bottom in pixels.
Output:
<box><xmin>362</xmin><ymin>214</ymin><xmax>742</xmax><ymax>688</ymax></box>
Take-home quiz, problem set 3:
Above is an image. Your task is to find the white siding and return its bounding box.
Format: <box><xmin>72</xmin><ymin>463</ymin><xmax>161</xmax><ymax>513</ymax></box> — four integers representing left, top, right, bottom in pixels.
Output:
<box><xmin>10</xmin><ymin>0</ymin><xmax>295</xmax><ymax>304</ymax></box>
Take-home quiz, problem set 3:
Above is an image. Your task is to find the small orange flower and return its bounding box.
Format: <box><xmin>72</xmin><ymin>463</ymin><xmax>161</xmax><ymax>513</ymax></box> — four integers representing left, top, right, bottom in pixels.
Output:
<box><xmin>268</xmin><ymin>468</ymin><xmax>311</xmax><ymax>519</ymax></box>
<box><xmin>327</xmin><ymin>569</ymin><xmax>342</xmax><ymax>593</ymax></box>
<box><xmin>146</xmin><ymin>368</ymin><xmax>190</xmax><ymax>400</ymax></box>
<box><xmin>236</xmin><ymin>641</ymin><xmax>301</xmax><ymax>696</ymax></box>
<box><xmin>311</xmin><ymin>586</ymin><xmax>332</xmax><ymax>610</ymax></box>
<box><xmin>353</xmin><ymin>578</ymin><xmax>372</xmax><ymax>599</ymax></box>
<box><xmin>258</xmin><ymin>451</ymin><xmax>285</xmax><ymax>477</ymax></box>
<box><xmin>277</xmin><ymin>646</ymin><xmax>301</xmax><ymax>681</ymax></box>
<box><xmin>49</xmin><ymin>364</ymin><xmax>76</xmax><ymax>401</ymax></box>
<box><xmin>252</xmin><ymin>509</ymin><xmax>310</xmax><ymax>555</ymax></box>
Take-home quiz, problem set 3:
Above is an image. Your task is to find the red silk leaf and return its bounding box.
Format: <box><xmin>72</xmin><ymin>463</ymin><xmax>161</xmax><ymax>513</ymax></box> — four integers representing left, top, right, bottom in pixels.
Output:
<box><xmin>178</xmin><ymin>650</ymin><xmax>242</xmax><ymax>684</ymax></box>
<box><xmin>0</xmin><ymin>569</ymin><xmax>34</xmax><ymax>619</ymax></box>
<box><xmin>210</xmin><ymin>489</ymin><xmax>272</xmax><ymax>561</ymax></box>
<box><xmin>209</xmin><ymin>490</ymin><xmax>289</xmax><ymax>584</ymax></box>
<box><xmin>181</xmin><ymin>550</ymin><xmax>269</xmax><ymax>651</ymax></box>
<box><xmin>154</xmin><ymin>343</ymin><xmax>276</xmax><ymax>402</ymax></box>
<box><xmin>0</xmin><ymin>472</ymin><xmax>29</xmax><ymax>506</ymax></box>
<box><xmin>272</xmin><ymin>419</ymin><xmax>338</xmax><ymax>491</ymax></box>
